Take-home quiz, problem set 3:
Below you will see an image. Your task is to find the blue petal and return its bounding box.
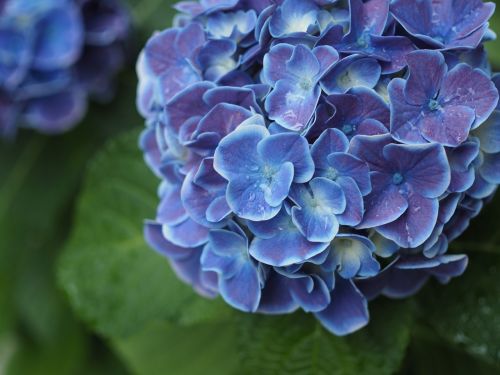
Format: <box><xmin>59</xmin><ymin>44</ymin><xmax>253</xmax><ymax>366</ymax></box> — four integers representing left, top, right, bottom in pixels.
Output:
<box><xmin>349</xmin><ymin>134</ymin><xmax>393</xmax><ymax>172</ymax></box>
<box><xmin>24</xmin><ymin>90</ymin><xmax>86</xmax><ymax>133</ymax></box>
<box><xmin>200</xmin><ymin>244</ymin><xmax>240</xmax><ymax>279</ymax></box>
<box><xmin>311</xmin><ymin>128</ymin><xmax>349</xmax><ymax>170</ymax></box>
<box><xmin>420</xmin><ymin>104</ymin><xmax>475</xmax><ymax>147</ymax></box>
<box><xmin>214</xmin><ymin>124</ymin><xmax>268</xmax><ymax>179</ymax></box>
<box><xmin>257</xmin><ymin>132</ymin><xmax>315</xmax><ymax>183</ymax></box>
<box><xmin>480</xmin><ymin>152</ymin><xmax>500</xmax><ymax>184</ymax></box>
<box><xmin>208</xmin><ymin>229</ymin><xmax>247</xmax><ymax>259</ymax></box>
<box><xmin>162</xmin><ymin>217</ymin><xmax>210</xmax><ymax>248</ymax></box>
<box><xmin>330</xmin><ymin>234</ymin><xmax>379</xmax><ymax>278</ymax></box>
<box><xmin>264</xmin><ymin>162</ymin><xmax>295</xmax><ymax>206</ymax></box>
<box><xmin>321</xmin><ymin>55</ymin><xmax>381</xmax><ymax>95</ymax></box>
<box><xmin>290</xmin><ymin>181</ymin><xmax>343</xmax><ymax>243</ymax></box>
<box><xmin>219</xmin><ymin>261</ymin><xmax>261</xmax><ymax>312</ymax></box>
<box><xmin>144</xmin><ymin>221</ymin><xmax>193</xmax><ymax>260</ymax></box>
<box><xmin>257</xmin><ymin>271</ymin><xmax>299</xmax><ymax>314</ymax></box>
<box><xmin>475</xmin><ymin>110</ymin><xmax>500</xmax><ymax>154</ymax></box>
<box><xmin>268</xmin><ymin>0</ymin><xmax>319</xmax><ymax>38</ymax></box>
<box><xmin>327</xmin><ymin>153</ymin><xmax>371</xmax><ymax>195</ymax></box>
<box><xmin>157</xmin><ymin>184</ymin><xmax>188</xmax><ymax>225</ymax></box>
<box><xmin>249</xmin><ymin>209</ymin><xmax>329</xmax><ymax>266</ymax></box>
<box><xmin>226</xmin><ymin>176</ymin><xmax>283</xmax><ymax>221</ymax></box>
<box><xmin>315</xmin><ymin>278</ymin><xmax>369</xmax><ymax>336</ymax></box>
<box><xmin>289</xmin><ymin>276</ymin><xmax>331</xmax><ymax>312</ymax></box>
<box><xmin>286</xmin><ymin>44</ymin><xmax>321</xmax><ymax>81</ymax></box>
<box><xmin>33</xmin><ymin>5</ymin><xmax>84</xmax><ymax>70</ymax></box>
<box><xmin>336</xmin><ymin>177</ymin><xmax>364</xmax><ymax>226</ymax></box>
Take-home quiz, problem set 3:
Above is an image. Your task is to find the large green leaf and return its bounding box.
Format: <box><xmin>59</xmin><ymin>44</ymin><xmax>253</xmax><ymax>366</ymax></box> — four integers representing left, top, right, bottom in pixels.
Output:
<box><xmin>113</xmin><ymin>300</ymin><xmax>413</xmax><ymax>375</ymax></box>
<box><xmin>397</xmin><ymin>328</ymin><xmax>499</xmax><ymax>375</ymax></box>
<box><xmin>58</xmin><ymin>129</ymin><xmax>232</xmax><ymax>339</ymax></box>
<box><xmin>418</xmin><ymin>254</ymin><xmax>500</xmax><ymax>370</ymax></box>
<box><xmin>0</xmin><ymin>72</ymin><xmax>140</xmax><ymax>373</ymax></box>
<box><xmin>238</xmin><ymin>300</ymin><xmax>414</xmax><ymax>375</ymax></box>
<box><xmin>114</xmin><ymin>321</ymin><xmax>240</xmax><ymax>375</ymax></box>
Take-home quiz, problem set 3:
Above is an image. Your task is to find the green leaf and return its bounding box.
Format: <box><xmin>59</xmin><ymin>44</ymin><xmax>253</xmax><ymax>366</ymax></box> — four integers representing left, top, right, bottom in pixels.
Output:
<box><xmin>486</xmin><ymin>2</ymin><xmax>500</xmax><ymax>70</ymax></box>
<box><xmin>0</xmin><ymin>72</ymin><xmax>140</xmax><ymax>336</ymax></box>
<box><xmin>58</xmin><ymin>129</ymin><xmax>232</xmax><ymax>339</ymax></box>
<box><xmin>397</xmin><ymin>328</ymin><xmax>499</xmax><ymax>375</ymax></box>
<box><xmin>419</xmin><ymin>253</ymin><xmax>500</xmax><ymax>369</ymax></box>
<box><xmin>238</xmin><ymin>299</ymin><xmax>414</xmax><ymax>375</ymax></box>
<box><xmin>451</xmin><ymin>196</ymin><xmax>500</xmax><ymax>254</ymax></box>
<box><xmin>5</xmin><ymin>317</ymin><xmax>87</xmax><ymax>375</ymax></box>
<box><xmin>114</xmin><ymin>321</ymin><xmax>240</xmax><ymax>375</ymax></box>
<box><xmin>125</xmin><ymin>0</ymin><xmax>177</xmax><ymax>39</ymax></box>
<box><xmin>0</xmin><ymin>71</ymin><xmax>141</xmax><ymax>374</ymax></box>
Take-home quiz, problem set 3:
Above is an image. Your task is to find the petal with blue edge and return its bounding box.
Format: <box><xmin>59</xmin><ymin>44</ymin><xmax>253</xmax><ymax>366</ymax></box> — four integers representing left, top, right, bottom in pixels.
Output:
<box><xmin>315</xmin><ymin>278</ymin><xmax>369</xmax><ymax>336</ymax></box>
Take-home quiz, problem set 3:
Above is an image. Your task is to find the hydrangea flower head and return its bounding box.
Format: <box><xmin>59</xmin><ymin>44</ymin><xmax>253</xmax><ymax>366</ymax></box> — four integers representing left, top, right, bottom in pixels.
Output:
<box><xmin>139</xmin><ymin>0</ymin><xmax>500</xmax><ymax>336</ymax></box>
<box><xmin>0</xmin><ymin>0</ymin><xmax>131</xmax><ymax>138</ymax></box>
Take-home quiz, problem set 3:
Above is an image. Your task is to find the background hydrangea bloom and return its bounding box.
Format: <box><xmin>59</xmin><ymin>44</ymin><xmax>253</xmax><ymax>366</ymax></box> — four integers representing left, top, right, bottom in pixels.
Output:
<box><xmin>139</xmin><ymin>0</ymin><xmax>500</xmax><ymax>336</ymax></box>
<box><xmin>0</xmin><ymin>0</ymin><xmax>131</xmax><ymax>138</ymax></box>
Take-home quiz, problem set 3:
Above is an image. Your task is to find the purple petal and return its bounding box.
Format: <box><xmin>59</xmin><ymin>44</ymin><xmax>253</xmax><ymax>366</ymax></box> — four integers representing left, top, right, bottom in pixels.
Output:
<box><xmin>377</xmin><ymin>193</ymin><xmax>438</xmax><ymax>248</ymax></box>
<box><xmin>388</xmin><ymin>78</ymin><xmax>427</xmax><ymax>144</ymax></box>
<box><xmin>358</xmin><ymin>172</ymin><xmax>408</xmax><ymax>229</ymax></box>
<box><xmin>421</xmin><ymin>104</ymin><xmax>475</xmax><ymax>147</ymax></box>
<box><xmin>262</xmin><ymin>43</ymin><xmax>294</xmax><ymax>85</ymax></box>
<box><xmin>383</xmin><ymin>143</ymin><xmax>450</xmax><ymax>198</ymax></box>
<box><xmin>265</xmin><ymin>79</ymin><xmax>321</xmax><ymax>132</ymax></box>
<box><xmin>312</xmin><ymin>45</ymin><xmax>339</xmax><ymax>78</ymax></box>
<box><xmin>336</xmin><ymin>177</ymin><xmax>364</xmax><ymax>226</ymax></box>
<box><xmin>311</xmin><ymin>128</ymin><xmax>350</xmax><ymax>169</ymax></box>
<box><xmin>440</xmin><ymin>64</ymin><xmax>499</xmax><ymax>128</ymax></box>
<box><xmin>404</xmin><ymin>50</ymin><xmax>447</xmax><ymax>106</ymax></box>
<box><xmin>349</xmin><ymin>134</ymin><xmax>392</xmax><ymax>172</ymax></box>
<box><xmin>327</xmin><ymin>153</ymin><xmax>371</xmax><ymax>195</ymax></box>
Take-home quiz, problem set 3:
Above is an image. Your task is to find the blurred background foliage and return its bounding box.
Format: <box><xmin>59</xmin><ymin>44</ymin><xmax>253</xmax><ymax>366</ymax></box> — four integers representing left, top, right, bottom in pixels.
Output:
<box><xmin>1</xmin><ymin>1</ymin><xmax>500</xmax><ymax>374</ymax></box>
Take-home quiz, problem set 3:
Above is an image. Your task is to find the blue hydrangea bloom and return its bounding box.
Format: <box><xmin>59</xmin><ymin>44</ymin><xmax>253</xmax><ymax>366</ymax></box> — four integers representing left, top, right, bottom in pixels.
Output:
<box><xmin>139</xmin><ymin>0</ymin><xmax>500</xmax><ymax>336</ymax></box>
<box><xmin>0</xmin><ymin>0</ymin><xmax>131</xmax><ymax>138</ymax></box>
<box><xmin>391</xmin><ymin>0</ymin><xmax>495</xmax><ymax>50</ymax></box>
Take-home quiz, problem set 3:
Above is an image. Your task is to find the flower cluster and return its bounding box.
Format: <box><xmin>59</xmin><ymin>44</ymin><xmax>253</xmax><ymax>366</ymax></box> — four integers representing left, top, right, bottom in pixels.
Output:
<box><xmin>139</xmin><ymin>0</ymin><xmax>500</xmax><ymax>335</ymax></box>
<box><xmin>0</xmin><ymin>0</ymin><xmax>131</xmax><ymax>138</ymax></box>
